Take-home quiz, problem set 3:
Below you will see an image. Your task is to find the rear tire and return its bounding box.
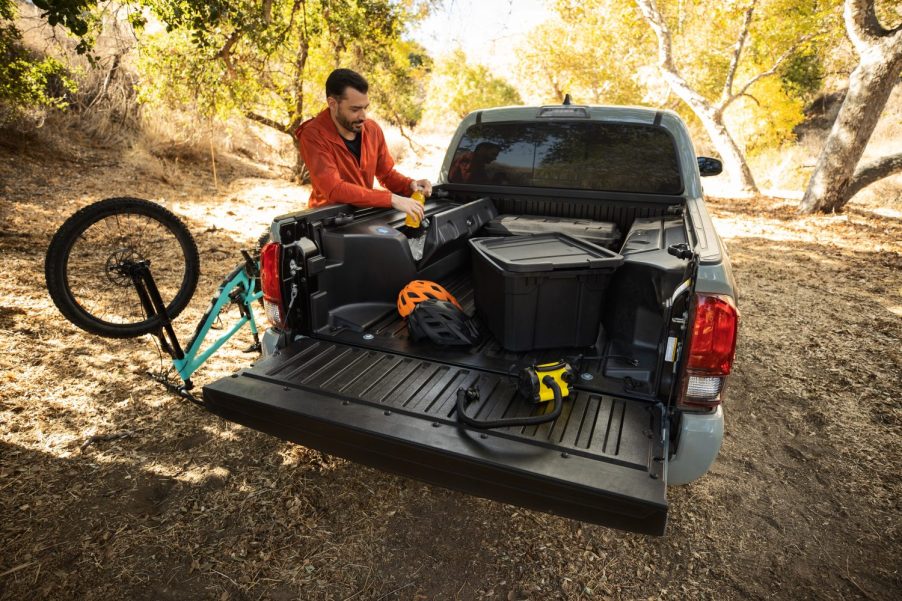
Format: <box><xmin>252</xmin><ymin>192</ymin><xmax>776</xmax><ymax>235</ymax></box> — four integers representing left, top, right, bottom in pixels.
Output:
<box><xmin>45</xmin><ymin>197</ymin><xmax>200</xmax><ymax>339</ymax></box>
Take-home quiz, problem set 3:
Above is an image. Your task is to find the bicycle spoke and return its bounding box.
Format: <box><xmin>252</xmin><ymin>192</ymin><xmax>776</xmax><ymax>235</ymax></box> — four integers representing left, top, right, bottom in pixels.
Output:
<box><xmin>64</xmin><ymin>210</ymin><xmax>192</xmax><ymax>327</ymax></box>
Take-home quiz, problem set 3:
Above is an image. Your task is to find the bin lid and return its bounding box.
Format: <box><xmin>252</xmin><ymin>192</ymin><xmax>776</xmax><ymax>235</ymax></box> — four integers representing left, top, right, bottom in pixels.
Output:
<box><xmin>470</xmin><ymin>233</ymin><xmax>623</xmax><ymax>273</ymax></box>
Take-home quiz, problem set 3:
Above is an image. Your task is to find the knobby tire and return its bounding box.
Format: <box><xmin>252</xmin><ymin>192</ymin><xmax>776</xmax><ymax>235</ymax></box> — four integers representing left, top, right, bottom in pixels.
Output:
<box><xmin>45</xmin><ymin>197</ymin><xmax>200</xmax><ymax>339</ymax></box>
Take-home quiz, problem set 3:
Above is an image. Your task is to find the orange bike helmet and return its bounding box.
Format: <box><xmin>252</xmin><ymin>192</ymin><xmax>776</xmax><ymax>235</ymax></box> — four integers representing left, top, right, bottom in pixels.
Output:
<box><xmin>397</xmin><ymin>280</ymin><xmax>461</xmax><ymax>318</ymax></box>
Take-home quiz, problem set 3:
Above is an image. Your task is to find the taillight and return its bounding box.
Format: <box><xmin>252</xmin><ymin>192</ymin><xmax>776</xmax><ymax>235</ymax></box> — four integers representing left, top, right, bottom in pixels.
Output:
<box><xmin>678</xmin><ymin>294</ymin><xmax>738</xmax><ymax>410</ymax></box>
<box><xmin>260</xmin><ymin>242</ymin><xmax>285</xmax><ymax>328</ymax></box>
<box><xmin>688</xmin><ymin>295</ymin><xmax>738</xmax><ymax>374</ymax></box>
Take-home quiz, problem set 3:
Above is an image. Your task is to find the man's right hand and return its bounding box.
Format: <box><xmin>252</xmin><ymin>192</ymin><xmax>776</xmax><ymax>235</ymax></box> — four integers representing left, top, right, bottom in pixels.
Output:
<box><xmin>391</xmin><ymin>194</ymin><xmax>425</xmax><ymax>222</ymax></box>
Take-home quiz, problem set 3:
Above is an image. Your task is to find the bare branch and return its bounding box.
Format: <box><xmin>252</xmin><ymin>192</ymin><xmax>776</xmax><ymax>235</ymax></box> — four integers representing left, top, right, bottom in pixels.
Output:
<box><xmin>217</xmin><ymin>29</ymin><xmax>243</xmax><ymax>78</ymax></box>
<box><xmin>86</xmin><ymin>52</ymin><xmax>122</xmax><ymax>109</ymax></box>
<box><xmin>634</xmin><ymin>0</ymin><xmax>715</xmax><ymax>118</ymax></box>
<box><xmin>285</xmin><ymin>0</ymin><xmax>310</xmax><ymax>133</ymax></box>
<box><xmin>290</xmin><ymin>37</ymin><xmax>309</xmax><ymax>131</ymax></box>
<box><xmin>278</xmin><ymin>1</ymin><xmax>303</xmax><ymax>47</ymax></box>
<box><xmin>543</xmin><ymin>67</ymin><xmax>564</xmax><ymax>102</ymax></box>
<box><xmin>738</xmin><ymin>92</ymin><xmax>760</xmax><ymax>107</ymax></box>
<box><xmin>718</xmin><ymin>34</ymin><xmax>813</xmax><ymax>114</ymax></box>
<box><xmin>846</xmin><ymin>152</ymin><xmax>902</xmax><ymax>198</ymax></box>
<box><xmin>722</xmin><ymin>1</ymin><xmax>757</xmax><ymax>102</ymax></box>
<box><xmin>246</xmin><ymin>112</ymin><xmax>290</xmax><ymax>134</ymax></box>
<box><xmin>391</xmin><ymin>113</ymin><xmax>426</xmax><ymax>154</ymax></box>
<box><xmin>634</xmin><ymin>0</ymin><xmax>674</xmax><ymax>71</ymax></box>
<box><xmin>262</xmin><ymin>0</ymin><xmax>273</xmax><ymax>24</ymax></box>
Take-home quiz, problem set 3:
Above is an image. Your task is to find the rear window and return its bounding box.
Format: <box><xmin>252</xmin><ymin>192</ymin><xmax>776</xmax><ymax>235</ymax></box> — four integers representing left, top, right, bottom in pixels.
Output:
<box><xmin>447</xmin><ymin>121</ymin><xmax>682</xmax><ymax>194</ymax></box>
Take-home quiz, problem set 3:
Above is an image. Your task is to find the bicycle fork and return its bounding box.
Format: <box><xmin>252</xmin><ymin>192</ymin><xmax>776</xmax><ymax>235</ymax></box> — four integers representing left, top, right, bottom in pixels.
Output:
<box><xmin>126</xmin><ymin>260</ymin><xmax>201</xmax><ymax>403</ymax></box>
<box><xmin>128</xmin><ymin>260</ymin><xmax>186</xmax><ymax>362</ymax></box>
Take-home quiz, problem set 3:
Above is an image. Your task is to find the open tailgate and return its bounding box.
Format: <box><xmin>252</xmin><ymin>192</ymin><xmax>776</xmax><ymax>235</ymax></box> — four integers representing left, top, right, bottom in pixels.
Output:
<box><xmin>203</xmin><ymin>338</ymin><xmax>668</xmax><ymax>535</ymax></box>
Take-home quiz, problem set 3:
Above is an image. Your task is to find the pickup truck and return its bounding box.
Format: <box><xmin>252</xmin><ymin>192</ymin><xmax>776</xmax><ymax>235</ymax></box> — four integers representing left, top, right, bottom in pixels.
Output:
<box><xmin>203</xmin><ymin>102</ymin><xmax>739</xmax><ymax>536</ymax></box>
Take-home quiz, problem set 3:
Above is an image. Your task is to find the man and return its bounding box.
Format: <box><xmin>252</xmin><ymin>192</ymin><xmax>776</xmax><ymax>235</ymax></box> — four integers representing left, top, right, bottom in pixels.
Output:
<box><xmin>448</xmin><ymin>142</ymin><xmax>501</xmax><ymax>184</ymax></box>
<box><xmin>296</xmin><ymin>69</ymin><xmax>429</xmax><ymax>223</ymax></box>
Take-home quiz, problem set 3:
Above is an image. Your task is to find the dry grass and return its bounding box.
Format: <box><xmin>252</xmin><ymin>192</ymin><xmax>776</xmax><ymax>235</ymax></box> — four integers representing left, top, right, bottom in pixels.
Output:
<box><xmin>1</xmin><ymin>123</ymin><xmax>900</xmax><ymax>600</ymax></box>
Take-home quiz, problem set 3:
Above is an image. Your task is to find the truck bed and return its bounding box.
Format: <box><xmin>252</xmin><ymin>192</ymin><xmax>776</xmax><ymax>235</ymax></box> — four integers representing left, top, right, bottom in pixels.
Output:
<box><xmin>315</xmin><ymin>267</ymin><xmax>661</xmax><ymax>400</ymax></box>
<box><xmin>204</xmin><ymin>336</ymin><xmax>669</xmax><ymax>534</ymax></box>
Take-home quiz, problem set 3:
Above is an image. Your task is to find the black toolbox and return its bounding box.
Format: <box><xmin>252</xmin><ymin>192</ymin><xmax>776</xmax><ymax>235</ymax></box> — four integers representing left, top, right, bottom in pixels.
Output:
<box><xmin>483</xmin><ymin>215</ymin><xmax>621</xmax><ymax>249</ymax></box>
<box><xmin>469</xmin><ymin>233</ymin><xmax>623</xmax><ymax>351</ymax></box>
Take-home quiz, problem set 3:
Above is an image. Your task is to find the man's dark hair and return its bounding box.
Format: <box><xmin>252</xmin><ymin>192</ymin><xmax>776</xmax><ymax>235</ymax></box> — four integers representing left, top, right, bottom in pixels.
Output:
<box><xmin>326</xmin><ymin>69</ymin><xmax>368</xmax><ymax>99</ymax></box>
<box><xmin>474</xmin><ymin>142</ymin><xmax>502</xmax><ymax>154</ymax></box>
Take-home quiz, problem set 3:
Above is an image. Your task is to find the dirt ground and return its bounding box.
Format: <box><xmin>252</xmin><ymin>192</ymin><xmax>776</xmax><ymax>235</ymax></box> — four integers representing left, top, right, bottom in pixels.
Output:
<box><xmin>0</xmin><ymin>129</ymin><xmax>900</xmax><ymax>601</ymax></box>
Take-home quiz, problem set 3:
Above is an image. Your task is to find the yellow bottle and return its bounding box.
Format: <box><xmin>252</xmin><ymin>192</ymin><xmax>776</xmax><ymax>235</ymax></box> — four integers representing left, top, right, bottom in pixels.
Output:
<box><xmin>405</xmin><ymin>190</ymin><xmax>426</xmax><ymax>228</ymax></box>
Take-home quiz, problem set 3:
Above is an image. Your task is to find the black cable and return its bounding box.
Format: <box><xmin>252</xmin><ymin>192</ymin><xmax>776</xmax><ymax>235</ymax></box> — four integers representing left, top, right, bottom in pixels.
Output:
<box><xmin>146</xmin><ymin>331</ymin><xmax>166</xmax><ymax>375</ymax></box>
<box><xmin>136</xmin><ymin>277</ymin><xmax>170</xmax><ymax>381</ymax></box>
<box><xmin>456</xmin><ymin>376</ymin><xmax>564</xmax><ymax>430</ymax></box>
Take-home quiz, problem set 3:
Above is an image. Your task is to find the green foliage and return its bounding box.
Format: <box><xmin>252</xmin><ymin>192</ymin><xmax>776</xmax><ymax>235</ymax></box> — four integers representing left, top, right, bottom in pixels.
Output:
<box><xmin>521</xmin><ymin>0</ymin><xmax>845</xmax><ymax>155</ymax></box>
<box><xmin>745</xmin><ymin>0</ymin><xmax>841</xmax><ymax>98</ymax></box>
<box><xmin>780</xmin><ymin>49</ymin><xmax>825</xmax><ymax>101</ymax></box>
<box><xmin>518</xmin><ymin>0</ymin><xmax>651</xmax><ymax>105</ymax></box>
<box><xmin>136</xmin><ymin>0</ymin><xmax>431</xmax><ymax>138</ymax></box>
<box><xmin>424</xmin><ymin>49</ymin><xmax>521</xmax><ymax>122</ymax></box>
<box><xmin>31</xmin><ymin>0</ymin><xmax>101</xmax><ymax>54</ymax></box>
<box><xmin>0</xmin><ymin>0</ymin><xmax>76</xmax><ymax>113</ymax></box>
<box><xmin>367</xmin><ymin>39</ymin><xmax>433</xmax><ymax>128</ymax></box>
<box><xmin>725</xmin><ymin>77</ymin><xmax>806</xmax><ymax>156</ymax></box>
<box><xmin>135</xmin><ymin>26</ymin><xmax>239</xmax><ymax>120</ymax></box>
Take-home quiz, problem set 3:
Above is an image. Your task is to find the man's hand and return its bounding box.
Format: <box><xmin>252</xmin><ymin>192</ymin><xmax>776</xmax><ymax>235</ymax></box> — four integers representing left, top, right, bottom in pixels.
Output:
<box><xmin>392</xmin><ymin>194</ymin><xmax>425</xmax><ymax>222</ymax></box>
<box><xmin>410</xmin><ymin>179</ymin><xmax>433</xmax><ymax>197</ymax></box>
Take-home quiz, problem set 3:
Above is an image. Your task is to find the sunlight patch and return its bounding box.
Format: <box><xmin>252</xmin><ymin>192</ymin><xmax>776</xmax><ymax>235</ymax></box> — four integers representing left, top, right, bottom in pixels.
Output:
<box><xmin>866</xmin><ymin>207</ymin><xmax>902</xmax><ymax>219</ymax></box>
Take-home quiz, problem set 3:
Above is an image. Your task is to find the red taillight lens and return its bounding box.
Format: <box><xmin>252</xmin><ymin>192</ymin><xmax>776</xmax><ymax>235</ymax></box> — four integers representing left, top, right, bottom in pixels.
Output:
<box><xmin>678</xmin><ymin>294</ymin><xmax>739</xmax><ymax>410</ymax></box>
<box><xmin>260</xmin><ymin>242</ymin><xmax>284</xmax><ymax>328</ymax></box>
<box><xmin>688</xmin><ymin>294</ymin><xmax>738</xmax><ymax>375</ymax></box>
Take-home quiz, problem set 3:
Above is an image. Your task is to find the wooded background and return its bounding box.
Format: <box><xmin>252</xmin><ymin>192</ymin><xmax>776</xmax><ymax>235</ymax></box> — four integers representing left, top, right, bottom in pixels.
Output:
<box><xmin>2</xmin><ymin>0</ymin><xmax>900</xmax><ymax>211</ymax></box>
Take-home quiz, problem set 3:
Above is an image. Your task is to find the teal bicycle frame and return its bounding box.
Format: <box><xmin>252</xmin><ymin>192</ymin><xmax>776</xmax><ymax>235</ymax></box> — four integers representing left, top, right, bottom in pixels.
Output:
<box><xmin>131</xmin><ymin>250</ymin><xmax>264</xmax><ymax>400</ymax></box>
<box><xmin>172</xmin><ymin>263</ymin><xmax>263</xmax><ymax>382</ymax></box>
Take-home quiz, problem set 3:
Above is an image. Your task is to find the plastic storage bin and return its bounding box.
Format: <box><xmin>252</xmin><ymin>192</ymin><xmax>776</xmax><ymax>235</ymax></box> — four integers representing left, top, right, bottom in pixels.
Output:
<box><xmin>470</xmin><ymin>233</ymin><xmax>623</xmax><ymax>351</ymax></box>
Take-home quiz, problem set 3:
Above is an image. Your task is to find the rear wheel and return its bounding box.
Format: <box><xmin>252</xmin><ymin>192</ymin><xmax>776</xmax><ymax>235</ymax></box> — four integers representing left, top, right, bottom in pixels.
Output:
<box><xmin>45</xmin><ymin>197</ymin><xmax>200</xmax><ymax>338</ymax></box>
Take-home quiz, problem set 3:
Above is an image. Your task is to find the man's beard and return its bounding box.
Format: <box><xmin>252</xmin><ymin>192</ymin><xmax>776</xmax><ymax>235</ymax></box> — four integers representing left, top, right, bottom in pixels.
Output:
<box><xmin>337</xmin><ymin>112</ymin><xmax>364</xmax><ymax>133</ymax></box>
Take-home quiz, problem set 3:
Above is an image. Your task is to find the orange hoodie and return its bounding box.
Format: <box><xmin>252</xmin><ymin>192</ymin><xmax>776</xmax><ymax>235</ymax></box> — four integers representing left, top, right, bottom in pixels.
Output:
<box><xmin>296</xmin><ymin>109</ymin><xmax>414</xmax><ymax>209</ymax></box>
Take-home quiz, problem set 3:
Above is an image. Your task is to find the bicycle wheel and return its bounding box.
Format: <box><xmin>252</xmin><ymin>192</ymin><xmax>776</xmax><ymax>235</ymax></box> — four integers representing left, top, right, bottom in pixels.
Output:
<box><xmin>45</xmin><ymin>197</ymin><xmax>200</xmax><ymax>338</ymax></box>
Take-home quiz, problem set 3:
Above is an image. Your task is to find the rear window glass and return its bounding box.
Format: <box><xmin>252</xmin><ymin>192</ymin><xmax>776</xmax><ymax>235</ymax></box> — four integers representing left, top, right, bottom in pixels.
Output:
<box><xmin>447</xmin><ymin>121</ymin><xmax>682</xmax><ymax>194</ymax></box>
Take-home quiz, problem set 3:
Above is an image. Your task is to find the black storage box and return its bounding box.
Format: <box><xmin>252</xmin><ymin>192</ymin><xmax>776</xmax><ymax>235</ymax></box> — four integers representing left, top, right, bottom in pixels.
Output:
<box><xmin>483</xmin><ymin>215</ymin><xmax>621</xmax><ymax>249</ymax></box>
<box><xmin>470</xmin><ymin>234</ymin><xmax>623</xmax><ymax>351</ymax></box>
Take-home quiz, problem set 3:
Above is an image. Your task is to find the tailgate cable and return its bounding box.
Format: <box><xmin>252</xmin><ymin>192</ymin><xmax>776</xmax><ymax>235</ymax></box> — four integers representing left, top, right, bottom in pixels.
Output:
<box><xmin>456</xmin><ymin>366</ymin><xmax>570</xmax><ymax>429</ymax></box>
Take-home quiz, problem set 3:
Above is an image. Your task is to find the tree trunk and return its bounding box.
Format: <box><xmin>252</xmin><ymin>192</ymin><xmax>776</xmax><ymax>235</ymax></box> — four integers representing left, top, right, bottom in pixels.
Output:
<box><xmin>658</xmin><ymin>80</ymin><xmax>759</xmax><ymax>195</ymax></box>
<box><xmin>799</xmin><ymin>0</ymin><xmax>902</xmax><ymax>213</ymax></box>
<box><xmin>635</xmin><ymin>0</ymin><xmax>759</xmax><ymax>194</ymax></box>
<box><xmin>292</xmin><ymin>135</ymin><xmax>310</xmax><ymax>184</ymax></box>
<box><xmin>700</xmin><ymin>107</ymin><xmax>757</xmax><ymax>193</ymax></box>
<box><xmin>246</xmin><ymin>111</ymin><xmax>310</xmax><ymax>183</ymax></box>
<box><xmin>799</xmin><ymin>58</ymin><xmax>902</xmax><ymax>212</ymax></box>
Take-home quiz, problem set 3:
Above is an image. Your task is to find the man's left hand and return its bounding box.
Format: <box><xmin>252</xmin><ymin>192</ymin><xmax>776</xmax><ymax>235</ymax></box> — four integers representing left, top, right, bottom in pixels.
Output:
<box><xmin>411</xmin><ymin>179</ymin><xmax>432</xmax><ymax>197</ymax></box>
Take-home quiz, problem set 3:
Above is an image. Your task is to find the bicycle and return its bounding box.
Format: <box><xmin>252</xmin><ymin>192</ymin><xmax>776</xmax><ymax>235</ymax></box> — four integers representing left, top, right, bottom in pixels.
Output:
<box><xmin>44</xmin><ymin>197</ymin><xmax>264</xmax><ymax>403</ymax></box>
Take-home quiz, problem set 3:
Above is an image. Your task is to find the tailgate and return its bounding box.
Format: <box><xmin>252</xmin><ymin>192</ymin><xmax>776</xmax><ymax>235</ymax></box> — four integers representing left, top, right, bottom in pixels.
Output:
<box><xmin>203</xmin><ymin>338</ymin><xmax>668</xmax><ymax>535</ymax></box>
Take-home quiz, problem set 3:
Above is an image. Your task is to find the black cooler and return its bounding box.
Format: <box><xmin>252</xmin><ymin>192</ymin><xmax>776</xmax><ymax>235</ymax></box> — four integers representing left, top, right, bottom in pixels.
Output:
<box><xmin>469</xmin><ymin>233</ymin><xmax>623</xmax><ymax>351</ymax></box>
